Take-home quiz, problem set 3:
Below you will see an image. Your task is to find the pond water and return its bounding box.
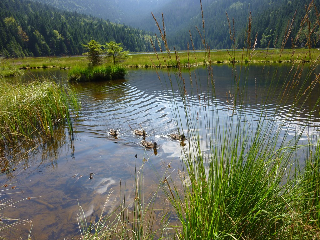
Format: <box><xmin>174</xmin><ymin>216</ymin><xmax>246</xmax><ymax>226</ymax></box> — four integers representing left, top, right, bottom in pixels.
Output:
<box><xmin>0</xmin><ymin>65</ymin><xmax>319</xmax><ymax>239</ymax></box>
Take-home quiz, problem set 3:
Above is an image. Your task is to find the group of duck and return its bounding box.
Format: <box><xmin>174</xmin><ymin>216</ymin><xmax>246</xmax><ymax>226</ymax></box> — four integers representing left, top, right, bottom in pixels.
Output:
<box><xmin>108</xmin><ymin>128</ymin><xmax>186</xmax><ymax>150</ymax></box>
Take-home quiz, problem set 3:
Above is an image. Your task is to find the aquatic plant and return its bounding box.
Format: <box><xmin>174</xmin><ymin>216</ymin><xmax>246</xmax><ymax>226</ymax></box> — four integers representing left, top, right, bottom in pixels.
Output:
<box><xmin>0</xmin><ymin>78</ymin><xmax>79</xmax><ymax>151</ymax></box>
<box><xmin>68</xmin><ymin>65</ymin><xmax>126</xmax><ymax>82</ymax></box>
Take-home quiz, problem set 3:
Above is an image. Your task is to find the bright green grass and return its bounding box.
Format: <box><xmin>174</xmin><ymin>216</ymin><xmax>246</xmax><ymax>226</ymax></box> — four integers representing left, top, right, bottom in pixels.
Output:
<box><xmin>2</xmin><ymin>49</ymin><xmax>319</xmax><ymax>73</ymax></box>
<box><xmin>158</xmin><ymin>51</ymin><xmax>320</xmax><ymax>238</ymax></box>
<box><xmin>68</xmin><ymin>65</ymin><xmax>127</xmax><ymax>82</ymax></box>
<box><xmin>0</xmin><ymin>78</ymin><xmax>79</xmax><ymax>145</ymax></box>
<box><xmin>0</xmin><ymin>60</ymin><xmax>24</xmax><ymax>77</ymax></box>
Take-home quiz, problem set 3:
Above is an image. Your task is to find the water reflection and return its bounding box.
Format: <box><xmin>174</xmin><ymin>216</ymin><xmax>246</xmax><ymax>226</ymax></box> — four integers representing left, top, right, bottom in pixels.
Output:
<box><xmin>0</xmin><ymin>124</ymin><xmax>73</xmax><ymax>179</ymax></box>
<box><xmin>72</xmin><ymin>66</ymin><xmax>319</xmax><ymax>154</ymax></box>
<box><xmin>0</xmin><ymin>65</ymin><xmax>319</xmax><ymax>239</ymax></box>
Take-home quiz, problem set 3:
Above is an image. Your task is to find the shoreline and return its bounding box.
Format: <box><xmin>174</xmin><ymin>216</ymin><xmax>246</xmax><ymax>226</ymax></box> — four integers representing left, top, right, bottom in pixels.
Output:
<box><xmin>1</xmin><ymin>48</ymin><xmax>319</xmax><ymax>73</ymax></box>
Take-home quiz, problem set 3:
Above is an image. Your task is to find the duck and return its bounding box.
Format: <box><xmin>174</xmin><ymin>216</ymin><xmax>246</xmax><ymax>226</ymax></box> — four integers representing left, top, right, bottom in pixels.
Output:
<box><xmin>134</xmin><ymin>129</ymin><xmax>146</xmax><ymax>137</ymax></box>
<box><xmin>109</xmin><ymin>129</ymin><xmax>118</xmax><ymax>137</ymax></box>
<box><xmin>170</xmin><ymin>133</ymin><xmax>186</xmax><ymax>141</ymax></box>
<box><xmin>141</xmin><ymin>140</ymin><xmax>157</xmax><ymax>149</ymax></box>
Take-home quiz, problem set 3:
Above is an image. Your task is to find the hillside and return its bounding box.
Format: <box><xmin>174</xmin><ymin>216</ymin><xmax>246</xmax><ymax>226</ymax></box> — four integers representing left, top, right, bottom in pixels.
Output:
<box><xmin>0</xmin><ymin>0</ymin><xmax>154</xmax><ymax>57</ymax></box>
<box><xmin>167</xmin><ymin>0</ymin><xmax>320</xmax><ymax>49</ymax></box>
<box><xmin>29</xmin><ymin>0</ymin><xmax>320</xmax><ymax>50</ymax></box>
<box><xmin>1</xmin><ymin>0</ymin><xmax>318</xmax><ymax>58</ymax></box>
<box><xmin>29</xmin><ymin>0</ymin><xmax>171</xmax><ymax>26</ymax></box>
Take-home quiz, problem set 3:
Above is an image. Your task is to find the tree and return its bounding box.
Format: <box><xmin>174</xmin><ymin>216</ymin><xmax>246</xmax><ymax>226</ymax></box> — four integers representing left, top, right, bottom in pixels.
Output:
<box><xmin>83</xmin><ymin>40</ymin><xmax>103</xmax><ymax>66</ymax></box>
<box><xmin>105</xmin><ymin>41</ymin><xmax>129</xmax><ymax>65</ymax></box>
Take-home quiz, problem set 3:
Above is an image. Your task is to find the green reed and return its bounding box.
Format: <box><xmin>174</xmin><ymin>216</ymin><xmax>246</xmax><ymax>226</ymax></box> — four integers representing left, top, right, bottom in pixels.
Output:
<box><xmin>0</xmin><ymin>78</ymin><xmax>79</xmax><ymax>145</ymax></box>
<box><xmin>282</xmin><ymin>139</ymin><xmax>320</xmax><ymax>239</ymax></box>
<box><xmin>68</xmin><ymin>65</ymin><xmax>127</xmax><ymax>82</ymax></box>
<box><xmin>151</xmin><ymin>1</ymin><xmax>320</xmax><ymax>238</ymax></box>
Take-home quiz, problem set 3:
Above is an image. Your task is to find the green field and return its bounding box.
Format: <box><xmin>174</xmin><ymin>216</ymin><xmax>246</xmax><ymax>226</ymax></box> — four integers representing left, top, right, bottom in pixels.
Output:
<box><xmin>1</xmin><ymin>48</ymin><xmax>319</xmax><ymax>74</ymax></box>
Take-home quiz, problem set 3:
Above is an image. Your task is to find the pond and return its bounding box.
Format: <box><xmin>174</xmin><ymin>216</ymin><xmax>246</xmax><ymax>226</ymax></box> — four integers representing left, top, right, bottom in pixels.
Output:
<box><xmin>0</xmin><ymin>64</ymin><xmax>319</xmax><ymax>239</ymax></box>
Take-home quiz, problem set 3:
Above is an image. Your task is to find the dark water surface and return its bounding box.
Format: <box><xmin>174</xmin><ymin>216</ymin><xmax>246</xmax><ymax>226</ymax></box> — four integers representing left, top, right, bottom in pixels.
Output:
<box><xmin>1</xmin><ymin>65</ymin><xmax>319</xmax><ymax>239</ymax></box>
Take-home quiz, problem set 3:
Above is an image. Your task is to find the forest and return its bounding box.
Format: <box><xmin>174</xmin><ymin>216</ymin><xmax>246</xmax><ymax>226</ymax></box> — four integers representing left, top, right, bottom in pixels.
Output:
<box><xmin>165</xmin><ymin>0</ymin><xmax>320</xmax><ymax>49</ymax></box>
<box><xmin>28</xmin><ymin>0</ymin><xmax>172</xmax><ymax>26</ymax></box>
<box><xmin>1</xmin><ymin>0</ymin><xmax>320</xmax><ymax>58</ymax></box>
<box><xmin>0</xmin><ymin>0</ymin><xmax>154</xmax><ymax>58</ymax></box>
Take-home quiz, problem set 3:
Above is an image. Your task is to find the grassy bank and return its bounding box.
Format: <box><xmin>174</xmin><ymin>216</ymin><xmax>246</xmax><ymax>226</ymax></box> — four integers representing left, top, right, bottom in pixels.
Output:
<box><xmin>0</xmin><ymin>78</ymin><xmax>79</xmax><ymax>149</ymax></box>
<box><xmin>0</xmin><ymin>60</ymin><xmax>24</xmax><ymax>78</ymax></box>
<box><xmin>1</xmin><ymin>48</ymin><xmax>319</xmax><ymax>74</ymax></box>
<box><xmin>68</xmin><ymin>65</ymin><xmax>126</xmax><ymax>82</ymax></box>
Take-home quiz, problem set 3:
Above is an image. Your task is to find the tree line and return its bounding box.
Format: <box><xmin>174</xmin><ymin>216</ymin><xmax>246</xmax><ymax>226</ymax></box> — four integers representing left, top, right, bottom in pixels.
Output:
<box><xmin>166</xmin><ymin>0</ymin><xmax>320</xmax><ymax>50</ymax></box>
<box><xmin>0</xmin><ymin>0</ymin><xmax>154</xmax><ymax>58</ymax></box>
<box><xmin>1</xmin><ymin>0</ymin><xmax>319</xmax><ymax>58</ymax></box>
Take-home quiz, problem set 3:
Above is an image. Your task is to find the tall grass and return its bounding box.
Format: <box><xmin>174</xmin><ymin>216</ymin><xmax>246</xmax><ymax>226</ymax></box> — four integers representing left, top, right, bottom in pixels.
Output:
<box><xmin>295</xmin><ymin>141</ymin><xmax>320</xmax><ymax>238</ymax></box>
<box><xmin>0</xmin><ymin>59</ymin><xmax>23</xmax><ymax>78</ymax></box>
<box><xmin>0</xmin><ymin>77</ymin><xmax>79</xmax><ymax>238</ymax></box>
<box><xmin>68</xmin><ymin>65</ymin><xmax>127</xmax><ymax>82</ymax></box>
<box><xmin>152</xmin><ymin>1</ymin><xmax>320</xmax><ymax>239</ymax></box>
<box><xmin>0</xmin><ymin>78</ymin><xmax>79</xmax><ymax>150</ymax></box>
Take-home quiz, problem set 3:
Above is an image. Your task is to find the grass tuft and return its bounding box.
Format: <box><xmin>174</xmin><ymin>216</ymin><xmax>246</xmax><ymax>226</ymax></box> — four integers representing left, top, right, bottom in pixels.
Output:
<box><xmin>0</xmin><ymin>78</ymin><xmax>79</xmax><ymax>148</ymax></box>
<box><xmin>68</xmin><ymin>65</ymin><xmax>127</xmax><ymax>82</ymax></box>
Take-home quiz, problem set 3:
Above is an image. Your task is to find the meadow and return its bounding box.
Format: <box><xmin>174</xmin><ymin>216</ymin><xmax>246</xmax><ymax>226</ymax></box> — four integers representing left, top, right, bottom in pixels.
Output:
<box><xmin>1</xmin><ymin>48</ymin><xmax>319</xmax><ymax>73</ymax></box>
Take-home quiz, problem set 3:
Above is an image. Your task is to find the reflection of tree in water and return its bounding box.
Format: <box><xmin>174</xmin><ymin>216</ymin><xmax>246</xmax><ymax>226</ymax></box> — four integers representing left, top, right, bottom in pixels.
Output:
<box><xmin>0</xmin><ymin>124</ymin><xmax>73</xmax><ymax>178</ymax></box>
<box><xmin>189</xmin><ymin>64</ymin><xmax>320</xmax><ymax>122</ymax></box>
<box><xmin>71</xmin><ymin>78</ymin><xmax>127</xmax><ymax>102</ymax></box>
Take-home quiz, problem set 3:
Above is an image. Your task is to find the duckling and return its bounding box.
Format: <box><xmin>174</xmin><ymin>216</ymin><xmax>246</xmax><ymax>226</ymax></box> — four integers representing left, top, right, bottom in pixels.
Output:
<box><xmin>141</xmin><ymin>140</ymin><xmax>157</xmax><ymax>149</ymax></box>
<box><xmin>170</xmin><ymin>133</ymin><xmax>186</xmax><ymax>141</ymax></box>
<box><xmin>134</xmin><ymin>129</ymin><xmax>146</xmax><ymax>137</ymax></box>
<box><xmin>109</xmin><ymin>129</ymin><xmax>118</xmax><ymax>137</ymax></box>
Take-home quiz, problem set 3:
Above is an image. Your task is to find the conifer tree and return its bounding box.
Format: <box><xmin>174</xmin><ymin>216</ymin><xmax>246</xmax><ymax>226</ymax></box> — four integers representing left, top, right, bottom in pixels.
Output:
<box><xmin>83</xmin><ymin>40</ymin><xmax>103</xmax><ymax>66</ymax></box>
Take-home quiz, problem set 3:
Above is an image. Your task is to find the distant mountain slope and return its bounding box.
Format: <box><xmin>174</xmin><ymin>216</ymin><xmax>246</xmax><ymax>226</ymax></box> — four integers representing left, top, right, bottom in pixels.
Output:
<box><xmin>5</xmin><ymin>0</ymin><xmax>318</xmax><ymax>56</ymax></box>
<box><xmin>166</xmin><ymin>0</ymin><xmax>320</xmax><ymax>49</ymax></box>
<box><xmin>249</xmin><ymin>0</ymin><xmax>320</xmax><ymax>48</ymax></box>
<box><xmin>131</xmin><ymin>0</ymin><xmax>212</xmax><ymax>34</ymax></box>
<box><xmin>0</xmin><ymin>0</ymin><xmax>154</xmax><ymax>57</ymax></box>
<box><xmin>29</xmin><ymin>0</ymin><xmax>171</xmax><ymax>26</ymax></box>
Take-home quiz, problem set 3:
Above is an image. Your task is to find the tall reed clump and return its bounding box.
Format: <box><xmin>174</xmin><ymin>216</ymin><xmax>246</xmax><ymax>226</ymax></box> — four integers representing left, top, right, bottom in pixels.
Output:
<box><xmin>285</xmin><ymin>139</ymin><xmax>320</xmax><ymax>239</ymax></box>
<box><xmin>152</xmin><ymin>0</ymin><xmax>320</xmax><ymax>238</ymax></box>
<box><xmin>68</xmin><ymin>65</ymin><xmax>126</xmax><ymax>82</ymax></box>
<box><xmin>0</xmin><ymin>78</ymin><xmax>79</xmax><ymax>146</ymax></box>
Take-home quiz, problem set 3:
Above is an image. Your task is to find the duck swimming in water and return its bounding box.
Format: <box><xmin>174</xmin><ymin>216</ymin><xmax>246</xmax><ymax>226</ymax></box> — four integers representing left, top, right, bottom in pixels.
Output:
<box><xmin>109</xmin><ymin>129</ymin><xmax>118</xmax><ymax>137</ymax></box>
<box><xmin>170</xmin><ymin>133</ymin><xmax>186</xmax><ymax>141</ymax></box>
<box><xmin>134</xmin><ymin>129</ymin><xmax>146</xmax><ymax>137</ymax></box>
<box><xmin>141</xmin><ymin>140</ymin><xmax>157</xmax><ymax>149</ymax></box>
